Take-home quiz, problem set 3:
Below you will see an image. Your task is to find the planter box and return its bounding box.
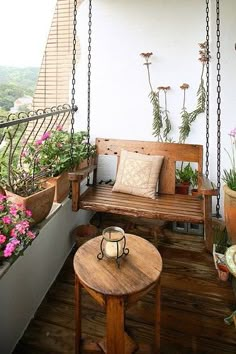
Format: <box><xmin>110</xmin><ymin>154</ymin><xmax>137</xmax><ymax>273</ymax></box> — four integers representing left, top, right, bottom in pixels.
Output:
<box><xmin>6</xmin><ymin>185</ymin><xmax>55</xmax><ymax>225</ymax></box>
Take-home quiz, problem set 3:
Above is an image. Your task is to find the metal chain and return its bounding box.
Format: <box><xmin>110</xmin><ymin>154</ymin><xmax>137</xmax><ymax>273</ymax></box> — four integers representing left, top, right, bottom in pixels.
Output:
<box><xmin>69</xmin><ymin>0</ymin><xmax>77</xmax><ymax>197</ymax></box>
<box><xmin>216</xmin><ymin>0</ymin><xmax>221</xmax><ymax>218</ymax></box>
<box><xmin>205</xmin><ymin>0</ymin><xmax>210</xmax><ymax>178</ymax></box>
<box><xmin>87</xmin><ymin>0</ymin><xmax>92</xmax><ymax>185</ymax></box>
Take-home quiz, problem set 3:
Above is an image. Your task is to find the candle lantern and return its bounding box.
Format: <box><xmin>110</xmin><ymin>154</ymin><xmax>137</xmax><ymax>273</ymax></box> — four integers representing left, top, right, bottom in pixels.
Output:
<box><xmin>97</xmin><ymin>226</ymin><xmax>129</xmax><ymax>267</ymax></box>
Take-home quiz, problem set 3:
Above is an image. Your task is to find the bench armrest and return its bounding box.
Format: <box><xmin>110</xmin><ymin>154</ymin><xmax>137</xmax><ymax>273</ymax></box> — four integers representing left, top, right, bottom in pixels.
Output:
<box><xmin>68</xmin><ymin>164</ymin><xmax>97</xmax><ymax>181</ymax></box>
<box><xmin>198</xmin><ymin>174</ymin><xmax>218</xmax><ymax>196</ymax></box>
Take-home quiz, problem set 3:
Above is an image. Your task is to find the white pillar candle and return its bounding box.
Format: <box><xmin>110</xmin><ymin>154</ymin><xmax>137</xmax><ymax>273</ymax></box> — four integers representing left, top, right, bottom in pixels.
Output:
<box><xmin>104</xmin><ymin>241</ymin><xmax>122</xmax><ymax>258</ymax></box>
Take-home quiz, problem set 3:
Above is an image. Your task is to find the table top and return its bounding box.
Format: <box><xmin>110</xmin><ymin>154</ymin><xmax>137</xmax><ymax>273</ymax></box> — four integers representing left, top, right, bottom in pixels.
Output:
<box><xmin>73</xmin><ymin>234</ymin><xmax>162</xmax><ymax>296</ymax></box>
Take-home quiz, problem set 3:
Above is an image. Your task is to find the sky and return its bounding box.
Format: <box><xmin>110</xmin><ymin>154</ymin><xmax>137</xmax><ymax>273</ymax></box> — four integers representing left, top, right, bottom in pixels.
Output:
<box><xmin>0</xmin><ymin>0</ymin><xmax>56</xmax><ymax>67</ymax></box>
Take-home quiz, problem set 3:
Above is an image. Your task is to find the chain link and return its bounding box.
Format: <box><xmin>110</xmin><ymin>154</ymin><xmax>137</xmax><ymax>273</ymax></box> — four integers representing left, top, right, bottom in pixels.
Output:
<box><xmin>205</xmin><ymin>0</ymin><xmax>210</xmax><ymax>178</ymax></box>
<box><xmin>69</xmin><ymin>0</ymin><xmax>77</xmax><ymax>197</ymax></box>
<box><xmin>87</xmin><ymin>0</ymin><xmax>92</xmax><ymax>185</ymax></box>
<box><xmin>216</xmin><ymin>0</ymin><xmax>221</xmax><ymax>218</ymax></box>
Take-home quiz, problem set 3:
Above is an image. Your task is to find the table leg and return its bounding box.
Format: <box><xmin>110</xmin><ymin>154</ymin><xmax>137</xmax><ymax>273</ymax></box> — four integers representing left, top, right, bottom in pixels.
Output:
<box><xmin>154</xmin><ymin>278</ymin><xmax>161</xmax><ymax>353</ymax></box>
<box><xmin>75</xmin><ymin>275</ymin><xmax>81</xmax><ymax>354</ymax></box>
<box><xmin>106</xmin><ymin>295</ymin><xmax>125</xmax><ymax>354</ymax></box>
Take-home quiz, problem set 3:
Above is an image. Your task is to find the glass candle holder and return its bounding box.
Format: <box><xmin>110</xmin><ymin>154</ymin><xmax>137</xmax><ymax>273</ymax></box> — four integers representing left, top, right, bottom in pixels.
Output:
<box><xmin>97</xmin><ymin>226</ymin><xmax>129</xmax><ymax>267</ymax></box>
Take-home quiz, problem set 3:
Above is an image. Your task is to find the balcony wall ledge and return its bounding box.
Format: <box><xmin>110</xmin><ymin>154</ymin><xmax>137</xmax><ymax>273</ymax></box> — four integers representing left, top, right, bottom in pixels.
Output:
<box><xmin>0</xmin><ymin>197</ymin><xmax>93</xmax><ymax>354</ymax></box>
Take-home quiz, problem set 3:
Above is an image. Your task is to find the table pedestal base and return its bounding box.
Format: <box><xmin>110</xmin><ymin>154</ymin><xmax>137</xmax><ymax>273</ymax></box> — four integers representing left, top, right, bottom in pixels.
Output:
<box><xmin>98</xmin><ymin>332</ymin><xmax>138</xmax><ymax>354</ymax></box>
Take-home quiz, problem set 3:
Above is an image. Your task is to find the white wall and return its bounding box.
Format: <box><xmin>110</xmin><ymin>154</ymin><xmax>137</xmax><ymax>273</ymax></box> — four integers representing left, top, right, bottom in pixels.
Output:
<box><xmin>75</xmin><ymin>0</ymin><xmax>236</xmax><ymax>214</ymax></box>
<box><xmin>0</xmin><ymin>200</ymin><xmax>92</xmax><ymax>354</ymax></box>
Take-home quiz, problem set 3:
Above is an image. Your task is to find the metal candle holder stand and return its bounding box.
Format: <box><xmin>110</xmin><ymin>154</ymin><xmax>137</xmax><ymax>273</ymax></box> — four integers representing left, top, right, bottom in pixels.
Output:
<box><xmin>97</xmin><ymin>226</ymin><xmax>129</xmax><ymax>267</ymax></box>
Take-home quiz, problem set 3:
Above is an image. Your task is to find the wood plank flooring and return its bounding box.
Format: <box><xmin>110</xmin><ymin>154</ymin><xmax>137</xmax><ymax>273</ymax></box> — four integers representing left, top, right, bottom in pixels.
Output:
<box><xmin>14</xmin><ymin>213</ymin><xmax>236</xmax><ymax>354</ymax></box>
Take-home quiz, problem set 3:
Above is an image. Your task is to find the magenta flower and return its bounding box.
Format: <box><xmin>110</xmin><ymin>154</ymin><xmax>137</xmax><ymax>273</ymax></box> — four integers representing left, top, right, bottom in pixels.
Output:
<box><xmin>0</xmin><ymin>234</ymin><xmax>6</xmax><ymax>244</ymax></box>
<box><xmin>35</xmin><ymin>139</ymin><xmax>43</xmax><ymax>146</ymax></box>
<box><xmin>3</xmin><ymin>242</ymin><xmax>16</xmax><ymax>257</ymax></box>
<box><xmin>41</xmin><ymin>131</ymin><xmax>51</xmax><ymax>141</ymax></box>
<box><xmin>25</xmin><ymin>209</ymin><xmax>32</xmax><ymax>217</ymax></box>
<box><xmin>10</xmin><ymin>205</ymin><xmax>18</xmax><ymax>216</ymax></box>
<box><xmin>2</xmin><ymin>215</ymin><xmax>12</xmax><ymax>224</ymax></box>
<box><xmin>27</xmin><ymin>231</ymin><xmax>36</xmax><ymax>239</ymax></box>
<box><xmin>10</xmin><ymin>228</ymin><xmax>18</xmax><ymax>238</ymax></box>
<box><xmin>15</xmin><ymin>221</ymin><xmax>29</xmax><ymax>234</ymax></box>
<box><xmin>0</xmin><ymin>194</ymin><xmax>7</xmax><ymax>202</ymax></box>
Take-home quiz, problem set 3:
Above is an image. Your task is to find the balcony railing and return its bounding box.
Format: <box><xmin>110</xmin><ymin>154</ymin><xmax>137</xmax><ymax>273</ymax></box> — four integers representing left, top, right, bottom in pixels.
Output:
<box><xmin>0</xmin><ymin>104</ymin><xmax>73</xmax><ymax>196</ymax></box>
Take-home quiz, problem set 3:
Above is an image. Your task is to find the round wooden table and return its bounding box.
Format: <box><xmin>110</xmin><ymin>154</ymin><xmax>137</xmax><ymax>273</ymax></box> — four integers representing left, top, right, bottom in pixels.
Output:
<box><xmin>73</xmin><ymin>234</ymin><xmax>162</xmax><ymax>354</ymax></box>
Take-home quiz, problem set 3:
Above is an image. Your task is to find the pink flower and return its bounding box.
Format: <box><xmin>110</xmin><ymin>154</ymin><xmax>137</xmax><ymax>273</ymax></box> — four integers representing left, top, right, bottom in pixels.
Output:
<box><xmin>25</xmin><ymin>209</ymin><xmax>32</xmax><ymax>217</ymax></box>
<box><xmin>0</xmin><ymin>194</ymin><xmax>7</xmax><ymax>202</ymax></box>
<box><xmin>0</xmin><ymin>205</ymin><xmax>4</xmax><ymax>211</ymax></box>
<box><xmin>57</xmin><ymin>143</ymin><xmax>63</xmax><ymax>148</ymax></box>
<box><xmin>10</xmin><ymin>228</ymin><xmax>18</xmax><ymax>238</ymax></box>
<box><xmin>35</xmin><ymin>139</ymin><xmax>43</xmax><ymax>146</ymax></box>
<box><xmin>15</xmin><ymin>221</ymin><xmax>29</xmax><ymax>234</ymax></box>
<box><xmin>2</xmin><ymin>216</ymin><xmax>12</xmax><ymax>224</ymax></box>
<box><xmin>11</xmin><ymin>239</ymin><xmax>20</xmax><ymax>246</ymax></box>
<box><xmin>41</xmin><ymin>131</ymin><xmax>51</xmax><ymax>141</ymax></box>
<box><xmin>56</xmin><ymin>125</ymin><xmax>63</xmax><ymax>131</ymax></box>
<box><xmin>3</xmin><ymin>242</ymin><xmax>16</xmax><ymax>257</ymax></box>
<box><xmin>0</xmin><ymin>234</ymin><xmax>6</xmax><ymax>244</ymax></box>
<box><xmin>21</xmin><ymin>150</ymin><xmax>27</xmax><ymax>157</ymax></box>
<box><xmin>10</xmin><ymin>205</ymin><xmax>18</xmax><ymax>216</ymax></box>
<box><xmin>27</xmin><ymin>231</ymin><xmax>36</xmax><ymax>239</ymax></box>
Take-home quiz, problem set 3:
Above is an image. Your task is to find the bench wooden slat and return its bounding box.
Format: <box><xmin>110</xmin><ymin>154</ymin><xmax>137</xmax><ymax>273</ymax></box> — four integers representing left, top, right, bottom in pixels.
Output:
<box><xmin>80</xmin><ymin>185</ymin><xmax>203</xmax><ymax>223</ymax></box>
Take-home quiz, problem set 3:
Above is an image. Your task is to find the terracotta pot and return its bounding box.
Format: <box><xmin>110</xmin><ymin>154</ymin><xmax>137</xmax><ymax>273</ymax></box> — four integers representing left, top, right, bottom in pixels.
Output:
<box><xmin>72</xmin><ymin>224</ymin><xmax>98</xmax><ymax>248</ymax></box>
<box><xmin>175</xmin><ymin>182</ymin><xmax>190</xmax><ymax>195</ymax></box>
<box><xmin>6</xmin><ymin>185</ymin><xmax>55</xmax><ymax>225</ymax></box>
<box><xmin>46</xmin><ymin>171</ymin><xmax>70</xmax><ymax>203</ymax></box>
<box><xmin>224</xmin><ymin>185</ymin><xmax>236</xmax><ymax>245</ymax></box>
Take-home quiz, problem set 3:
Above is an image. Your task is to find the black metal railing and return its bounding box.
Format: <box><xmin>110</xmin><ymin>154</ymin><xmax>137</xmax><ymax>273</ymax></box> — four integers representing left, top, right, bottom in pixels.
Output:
<box><xmin>0</xmin><ymin>104</ymin><xmax>73</xmax><ymax>196</ymax></box>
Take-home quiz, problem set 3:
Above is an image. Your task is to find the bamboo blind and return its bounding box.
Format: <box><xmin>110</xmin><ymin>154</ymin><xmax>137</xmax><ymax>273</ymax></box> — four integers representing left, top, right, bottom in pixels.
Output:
<box><xmin>32</xmin><ymin>0</ymin><xmax>81</xmax><ymax>123</ymax></box>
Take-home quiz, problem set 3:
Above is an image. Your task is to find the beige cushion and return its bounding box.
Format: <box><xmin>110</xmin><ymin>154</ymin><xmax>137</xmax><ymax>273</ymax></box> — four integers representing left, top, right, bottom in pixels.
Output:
<box><xmin>112</xmin><ymin>150</ymin><xmax>164</xmax><ymax>199</ymax></box>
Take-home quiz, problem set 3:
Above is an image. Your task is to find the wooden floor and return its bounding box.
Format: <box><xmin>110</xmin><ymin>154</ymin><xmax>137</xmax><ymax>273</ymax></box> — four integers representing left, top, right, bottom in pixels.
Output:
<box><xmin>14</xmin><ymin>213</ymin><xmax>236</xmax><ymax>354</ymax></box>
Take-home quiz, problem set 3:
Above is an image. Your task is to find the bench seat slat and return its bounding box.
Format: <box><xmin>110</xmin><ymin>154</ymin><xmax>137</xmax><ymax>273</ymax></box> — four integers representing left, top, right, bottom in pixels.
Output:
<box><xmin>80</xmin><ymin>185</ymin><xmax>203</xmax><ymax>223</ymax></box>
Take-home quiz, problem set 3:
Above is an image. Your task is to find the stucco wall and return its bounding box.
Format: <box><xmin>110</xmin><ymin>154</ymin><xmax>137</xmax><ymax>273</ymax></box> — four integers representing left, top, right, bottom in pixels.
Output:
<box><xmin>75</xmin><ymin>0</ymin><xmax>236</xmax><ymax>214</ymax></box>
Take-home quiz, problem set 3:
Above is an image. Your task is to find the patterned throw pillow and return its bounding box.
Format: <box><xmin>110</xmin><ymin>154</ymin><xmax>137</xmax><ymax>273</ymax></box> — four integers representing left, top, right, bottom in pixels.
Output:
<box><xmin>112</xmin><ymin>150</ymin><xmax>164</xmax><ymax>199</ymax></box>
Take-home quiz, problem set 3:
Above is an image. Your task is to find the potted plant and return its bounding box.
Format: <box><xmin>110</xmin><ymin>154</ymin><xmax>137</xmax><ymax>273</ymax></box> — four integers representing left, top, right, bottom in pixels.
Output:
<box><xmin>190</xmin><ymin>169</ymin><xmax>201</xmax><ymax>196</ymax></box>
<box><xmin>0</xmin><ymin>128</ymin><xmax>55</xmax><ymax>225</ymax></box>
<box><xmin>175</xmin><ymin>163</ymin><xmax>195</xmax><ymax>195</ymax></box>
<box><xmin>212</xmin><ymin>219</ymin><xmax>229</xmax><ymax>281</ymax></box>
<box><xmin>0</xmin><ymin>193</ymin><xmax>36</xmax><ymax>265</ymax></box>
<box><xmin>23</xmin><ymin>127</ymin><xmax>96</xmax><ymax>203</ymax></box>
<box><xmin>222</xmin><ymin>127</ymin><xmax>236</xmax><ymax>245</ymax></box>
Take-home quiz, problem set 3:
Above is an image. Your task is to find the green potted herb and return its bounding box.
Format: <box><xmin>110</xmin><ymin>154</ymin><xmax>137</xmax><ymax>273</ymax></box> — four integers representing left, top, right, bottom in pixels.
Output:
<box><xmin>175</xmin><ymin>163</ymin><xmax>195</xmax><ymax>195</ymax></box>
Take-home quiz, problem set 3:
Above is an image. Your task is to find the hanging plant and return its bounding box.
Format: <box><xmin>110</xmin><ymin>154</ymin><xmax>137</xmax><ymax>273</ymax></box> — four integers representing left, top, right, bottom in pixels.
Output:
<box><xmin>179</xmin><ymin>42</ymin><xmax>210</xmax><ymax>142</ymax></box>
<box><xmin>179</xmin><ymin>83</ymin><xmax>191</xmax><ymax>143</ymax></box>
<box><xmin>140</xmin><ymin>53</ymin><xmax>171</xmax><ymax>142</ymax></box>
<box><xmin>141</xmin><ymin>41</ymin><xmax>210</xmax><ymax>143</ymax></box>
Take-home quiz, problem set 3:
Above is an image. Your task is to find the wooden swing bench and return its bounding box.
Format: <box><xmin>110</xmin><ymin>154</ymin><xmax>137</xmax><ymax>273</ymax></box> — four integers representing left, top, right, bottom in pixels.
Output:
<box><xmin>69</xmin><ymin>138</ymin><xmax>218</xmax><ymax>252</ymax></box>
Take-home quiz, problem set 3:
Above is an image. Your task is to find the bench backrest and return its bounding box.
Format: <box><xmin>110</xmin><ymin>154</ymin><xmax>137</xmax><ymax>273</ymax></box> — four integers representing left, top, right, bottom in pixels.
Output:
<box><xmin>96</xmin><ymin>138</ymin><xmax>203</xmax><ymax>194</ymax></box>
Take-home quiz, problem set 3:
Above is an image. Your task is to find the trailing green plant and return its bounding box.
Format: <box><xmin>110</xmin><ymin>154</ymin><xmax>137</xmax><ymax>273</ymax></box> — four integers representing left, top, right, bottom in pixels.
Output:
<box><xmin>222</xmin><ymin>128</ymin><xmax>236</xmax><ymax>191</ymax></box>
